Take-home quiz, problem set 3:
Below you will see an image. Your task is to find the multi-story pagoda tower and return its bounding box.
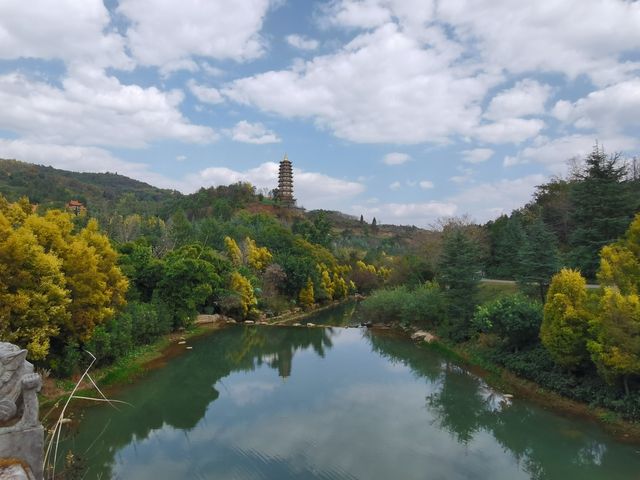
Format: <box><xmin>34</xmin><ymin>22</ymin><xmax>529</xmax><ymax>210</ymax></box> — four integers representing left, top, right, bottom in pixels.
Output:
<box><xmin>277</xmin><ymin>154</ymin><xmax>295</xmax><ymax>207</ymax></box>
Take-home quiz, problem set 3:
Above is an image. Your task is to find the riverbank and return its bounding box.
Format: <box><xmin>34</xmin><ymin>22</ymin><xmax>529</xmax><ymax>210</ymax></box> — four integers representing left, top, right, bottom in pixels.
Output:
<box><xmin>415</xmin><ymin>335</ymin><xmax>640</xmax><ymax>444</ymax></box>
<box><xmin>39</xmin><ymin>299</ymin><xmax>356</xmax><ymax>417</ymax></box>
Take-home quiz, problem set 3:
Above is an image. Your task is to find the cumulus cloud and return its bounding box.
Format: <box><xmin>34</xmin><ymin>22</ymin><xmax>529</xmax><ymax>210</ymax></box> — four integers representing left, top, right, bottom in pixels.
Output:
<box><xmin>0</xmin><ymin>68</ymin><xmax>215</xmax><ymax>148</ymax></box>
<box><xmin>286</xmin><ymin>34</ymin><xmax>319</xmax><ymax>50</ymax></box>
<box><xmin>552</xmin><ymin>79</ymin><xmax>640</xmax><ymax>134</ymax></box>
<box><xmin>188</xmin><ymin>80</ymin><xmax>224</xmax><ymax>105</ymax></box>
<box><xmin>389</xmin><ymin>181</ymin><xmax>402</xmax><ymax>190</ymax></box>
<box><xmin>227</xmin><ymin>121</ymin><xmax>281</xmax><ymax>144</ymax></box>
<box><xmin>504</xmin><ymin>134</ymin><xmax>639</xmax><ymax>173</ymax></box>
<box><xmin>0</xmin><ymin>0</ymin><xmax>131</xmax><ymax>69</ymax></box>
<box><xmin>462</xmin><ymin>148</ymin><xmax>494</xmax><ymax>164</ymax></box>
<box><xmin>118</xmin><ymin>0</ymin><xmax>273</xmax><ymax>67</ymax></box>
<box><xmin>419</xmin><ymin>180</ymin><xmax>434</xmax><ymax>189</ymax></box>
<box><xmin>383</xmin><ymin>152</ymin><xmax>411</xmax><ymax>165</ymax></box>
<box><xmin>184</xmin><ymin>162</ymin><xmax>364</xmax><ymax>209</ymax></box>
<box><xmin>224</xmin><ymin>23</ymin><xmax>499</xmax><ymax>144</ymax></box>
<box><xmin>484</xmin><ymin>80</ymin><xmax>551</xmax><ymax>120</ymax></box>
<box><xmin>448</xmin><ymin>174</ymin><xmax>547</xmax><ymax>223</ymax></box>
<box><xmin>351</xmin><ymin>200</ymin><xmax>457</xmax><ymax>227</ymax></box>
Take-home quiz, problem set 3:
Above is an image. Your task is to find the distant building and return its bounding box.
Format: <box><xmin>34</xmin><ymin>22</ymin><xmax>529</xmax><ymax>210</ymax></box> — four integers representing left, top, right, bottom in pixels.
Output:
<box><xmin>66</xmin><ymin>200</ymin><xmax>85</xmax><ymax>216</ymax></box>
<box><xmin>276</xmin><ymin>154</ymin><xmax>295</xmax><ymax>207</ymax></box>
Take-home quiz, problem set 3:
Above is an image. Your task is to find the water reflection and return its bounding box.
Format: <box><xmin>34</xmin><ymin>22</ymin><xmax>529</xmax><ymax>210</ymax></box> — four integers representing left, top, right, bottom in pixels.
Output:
<box><xmin>60</xmin><ymin>319</ymin><xmax>640</xmax><ymax>480</ymax></box>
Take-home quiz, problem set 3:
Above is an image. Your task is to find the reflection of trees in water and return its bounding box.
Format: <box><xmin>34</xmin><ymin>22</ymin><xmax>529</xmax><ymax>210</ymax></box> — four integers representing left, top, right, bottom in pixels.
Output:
<box><xmin>368</xmin><ymin>332</ymin><xmax>636</xmax><ymax>480</ymax></box>
<box><xmin>61</xmin><ymin>325</ymin><xmax>337</xmax><ymax>478</ymax></box>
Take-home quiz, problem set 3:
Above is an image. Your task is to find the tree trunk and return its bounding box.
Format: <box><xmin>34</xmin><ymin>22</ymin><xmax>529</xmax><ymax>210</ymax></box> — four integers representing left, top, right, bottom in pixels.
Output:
<box><xmin>623</xmin><ymin>375</ymin><xmax>630</xmax><ymax>397</ymax></box>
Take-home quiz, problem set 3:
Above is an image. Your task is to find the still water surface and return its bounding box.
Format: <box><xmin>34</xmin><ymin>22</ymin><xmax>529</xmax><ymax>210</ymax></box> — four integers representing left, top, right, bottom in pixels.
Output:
<box><xmin>62</xmin><ymin>305</ymin><xmax>640</xmax><ymax>479</ymax></box>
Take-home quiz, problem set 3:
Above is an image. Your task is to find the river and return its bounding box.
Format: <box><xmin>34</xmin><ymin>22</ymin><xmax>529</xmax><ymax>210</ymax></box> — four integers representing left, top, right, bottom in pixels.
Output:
<box><xmin>59</xmin><ymin>304</ymin><xmax>640</xmax><ymax>479</ymax></box>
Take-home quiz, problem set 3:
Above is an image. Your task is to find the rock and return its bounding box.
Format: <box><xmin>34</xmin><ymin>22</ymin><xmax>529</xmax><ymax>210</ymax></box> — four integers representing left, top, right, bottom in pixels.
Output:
<box><xmin>0</xmin><ymin>464</ymin><xmax>31</xmax><ymax>480</ymax></box>
<box><xmin>411</xmin><ymin>331</ymin><xmax>437</xmax><ymax>343</ymax></box>
<box><xmin>178</xmin><ymin>341</ymin><xmax>186</xmax><ymax>345</ymax></box>
<box><xmin>226</xmin><ymin>319</ymin><xmax>237</xmax><ymax>324</ymax></box>
<box><xmin>186</xmin><ymin>346</ymin><xmax>193</xmax><ymax>350</ymax></box>
<box><xmin>306</xmin><ymin>323</ymin><xmax>316</xmax><ymax>327</ymax></box>
<box><xmin>244</xmin><ymin>320</ymin><xmax>255</xmax><ymax>325</ymax></box>
<box><xmin>292</xmin><ymin>323</ymin><xmax>302</xmax><ymax>327</ymax></box>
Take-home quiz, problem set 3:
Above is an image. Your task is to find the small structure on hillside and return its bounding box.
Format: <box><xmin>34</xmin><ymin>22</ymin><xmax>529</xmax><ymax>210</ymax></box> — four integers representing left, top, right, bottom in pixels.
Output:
<box><xmin>66</xmin><ymin>200</ymin><xmax>85</xmax><ymax>216</ymax></box>
<box><xmin>276</xmin><ymin>154</ymin><xmax>295</xmax><ymax>207</ymax></box>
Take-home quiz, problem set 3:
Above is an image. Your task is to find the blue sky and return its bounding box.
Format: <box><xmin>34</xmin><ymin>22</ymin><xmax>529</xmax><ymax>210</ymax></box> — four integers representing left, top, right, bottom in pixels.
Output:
<box><xmin>0</xmin><ymin>0</ymin><xmax>639</xmax><ymax>227</ymax></box>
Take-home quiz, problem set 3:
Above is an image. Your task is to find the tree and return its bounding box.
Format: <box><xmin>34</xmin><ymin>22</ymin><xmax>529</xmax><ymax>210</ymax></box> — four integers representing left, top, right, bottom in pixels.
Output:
<box><xmin>569</xmin><ymin>145</ymin><xmax>633</xmax><ymax>279</ymax></box>
<box><xmin>224</xmin><ymin>236</ymin><xmax>242</xmax><ymax>266</ymax></box>
<box><xmin>156</xmin><ymin>245</ymin><xmax>223</xmax><ymax>327</ymax></box>
<box><xmin>438</xmin><ymin>229</ymin><xmax>483</xmax><ymax>340</ymax></box>
<box><xmin>540</xmin><ymin>268</ymin><xmax>591</xmax><ymax>369</ymax></box>
<box><xmin>371</xmin><ymin>217</ymin><xmax>378</xmax><ymax>232</ymax></box>
<box><xmin>229</xmin><ymin>271</ymin><xmax>257</xmax><ymax>318</ymax></box>
<box><xmin>597</xmin><ymin>213</ymin><xmax>640</xmax><ymax>295</ymax></box>
<box><xmin>299</xmin><ymin>277</ymin><xmax>314</xmax><ymax>309</ymax></box>
<box><xmin>486</xmin><ymin>214</ymin><xmax>525</xmax><ymax>279</ymax></box>
<box><xmin>244</xmin><ymin>237</ymin><xmax>272</xmax><ymax>271</ymax></box>
<box><xmin>588</xmin><ymin>288</ymin><xmax>640</xmax><ymax>395</ymax></box>
<box><xmin>518</xmin><ymin>217</ymin><xmax>559</xmax><ymax>302</ymax></box>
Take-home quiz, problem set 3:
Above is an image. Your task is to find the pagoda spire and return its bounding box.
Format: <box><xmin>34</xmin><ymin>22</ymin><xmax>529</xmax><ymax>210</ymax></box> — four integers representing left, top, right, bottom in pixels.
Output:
<box><xmin>277</xmin><ymin>153</ymin><xmax>295</xmax><ymax>207</ymax></box>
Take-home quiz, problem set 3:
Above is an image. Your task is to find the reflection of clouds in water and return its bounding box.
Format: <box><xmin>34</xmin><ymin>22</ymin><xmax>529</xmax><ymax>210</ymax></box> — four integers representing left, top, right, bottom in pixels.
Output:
<box><xmin>213</xmin><ymin>382</ymin><xmax>527</xmax><ymax>480</ymax></box>
<box><xmin>223</xmin><ymin>379</ymin><xmax>279</xmax><ymax>406</ymax></box>
<box><xmin>575</xmin><ymin>441</ymin><xmax>608</xmax><ymax>467</ymax></box>
<box><xmin>382</xmin><ymin>360</ymin><xmax>409</xmax><ymax>374</ymax></box>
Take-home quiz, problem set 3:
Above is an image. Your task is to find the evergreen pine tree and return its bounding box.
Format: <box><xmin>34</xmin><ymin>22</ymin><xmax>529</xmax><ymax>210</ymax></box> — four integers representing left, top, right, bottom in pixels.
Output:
<box><xmin>569</xmin><ymin>145</ymin><xmax>632</xmax><ymax>279</ymax></box>
<box><xmin>518</xmin><ymin>217</ymin><xmax>559</xmax><ymax>302</ymax></box>
<box><xmin>438</xmin><ymin>229</ymin><xmax>482</xmax><ymax>340</ymax></box>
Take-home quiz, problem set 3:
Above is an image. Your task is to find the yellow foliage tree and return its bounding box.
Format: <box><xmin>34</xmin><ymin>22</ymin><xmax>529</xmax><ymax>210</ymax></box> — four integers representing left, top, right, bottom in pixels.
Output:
<box><xmin>320</xmin><ymin>268</ymin><xmax>334</xmax><ymax>301</ymax></box>
<box><xmin>224</xmin><ymin>236</ymin><xmax>242</xmax><ymax>266</ymax></box>
<box><xmin>332</xmin><ymin>273</ymin><xmax>348</xmax><ymax>299</ymax></box>
<box><xmin>540</xmin><ymin>268</ymin><xmax>591</xmax><ymax>369</ymax></box>
<box><xmin>299</xmin><ymin>277</ymin><xmax>315</xmax><ymax>309</ymax></box>
<box><xmin>244</xmin><ymin>237</ymin><xmax>272</xmax><ymax>271</ymax></box>
<box><xmin>0</xmin><ymin>197</ymin><xmax>128</xmax><ymax>359</ymax></box>
<box><xmin>598</xmin><ymin>213</ymin><xmax>640</xmax><ymax>295</ymax></box>
<box><xmin>588</xmin><ymin>288</ymin><xmax>640</xmax><ymax>395</ymax></box>
<box><xmin>230</xmin><ymin>271</ymin><xmax>257</xmax><ymax>318</ymax></box>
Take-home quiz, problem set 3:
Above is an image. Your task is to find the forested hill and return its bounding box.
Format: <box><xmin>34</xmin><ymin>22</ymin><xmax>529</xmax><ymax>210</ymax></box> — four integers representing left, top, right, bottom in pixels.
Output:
<box><xmin>0</xmin><ymin>158</ymin><xmax>180</xmax><ymax>214</ymax></box>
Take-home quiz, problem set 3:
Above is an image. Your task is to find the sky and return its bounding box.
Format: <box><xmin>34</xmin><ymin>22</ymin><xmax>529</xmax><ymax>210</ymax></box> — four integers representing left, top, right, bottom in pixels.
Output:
<box><xmin>0</xmin><ymin>0</ymin><xmax>639</xmax><ymax>227</ymax></box>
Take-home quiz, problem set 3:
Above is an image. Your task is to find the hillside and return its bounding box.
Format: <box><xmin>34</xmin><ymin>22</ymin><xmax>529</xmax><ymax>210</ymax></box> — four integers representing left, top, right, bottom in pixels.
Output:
<box><xmin>0</xmin><ymin>158</ymin><xmax>181</xmax><ymax>216</ymax></box>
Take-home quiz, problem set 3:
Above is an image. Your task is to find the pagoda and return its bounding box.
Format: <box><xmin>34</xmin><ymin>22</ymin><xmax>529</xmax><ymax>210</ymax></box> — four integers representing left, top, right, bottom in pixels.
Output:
<box><xmin>276</xmin><ymin>154</ymin><xmax>295</xmax><ymax>207</ymax></box>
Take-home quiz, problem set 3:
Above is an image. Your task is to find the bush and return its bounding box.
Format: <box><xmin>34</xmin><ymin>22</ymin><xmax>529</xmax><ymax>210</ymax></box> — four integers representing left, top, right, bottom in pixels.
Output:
<box><xmin>473</xmin><ymin>294</ymin><xmax>542</xmax><ymax>351</ymax></box>
<box><xmin>360</xmin><ymin>282</ymin><xmax>446</xmax><ymax>328</ymax></box>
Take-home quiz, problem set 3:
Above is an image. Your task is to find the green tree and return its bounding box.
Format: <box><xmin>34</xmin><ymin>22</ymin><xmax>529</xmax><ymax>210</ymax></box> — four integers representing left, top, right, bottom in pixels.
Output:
<box><xmin>569</xmin><ymin>145</ymin><xmax>633</xmax><ymax>279</ymax></box>
<box><xmin>518</xmin><ymin>217</ymin><xmax>559</xmax><ymax>302</ymax></box>
<box><xmin>438</xmin><ymin>229</ymin><xmax>482</xmax><ymax>340</ymax></box>
<box><xmin>540</xmin><ymin>268</ymin><xmax>591</xmax><ymax>369</ymax></box>
<box><xmin>597</xmin><ymin>213</ymin><xmax>640</xmax><ymax>295</ymax></box>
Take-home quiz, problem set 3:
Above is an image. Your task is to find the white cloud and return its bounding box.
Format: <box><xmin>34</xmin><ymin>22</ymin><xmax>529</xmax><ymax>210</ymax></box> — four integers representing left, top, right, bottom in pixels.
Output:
<box><xmin>437</xmin><ymin>0</ymin><xmax>640</xmax><ymax>87</ymax></box>
<box><xmin>224</xmin><ymin>23</ymin><xmax>499</xmax><ymax>144</ymax></box>
<box><xmin>389</xmin><ymin>181</ymin><xmax>402</xmax><ymax>190</ymax></box>
<box><xmin>473</xmin><ymin>118</ymin><xmax>545</xmax><ymax>144</ymax></box>
<box><xmin>484</xmin><ymin>79</ymin><xmax>551</xmax><ymax>120</ymax></box>
<box><xmin>383</xmin><ymin>152</ymin><xmax>411</xmax><ymax>165</ymax></box>
<box><xmin>286</xmin><ymin>34</ymin><xmax>319</xmax><ymax>50</ymax></box>
<box><xmin>118</xmin><ymin>0</ymin><xmax>273</xmax><ymax>68</ymax></box>
<box><xmin>0</xmin><ymin>0</ymin><xmax>131</xmax><ymax>69</ymax></box>
<box><xmin>448</xmin><ymin>174</ymin><xmax>547</xmax><ymax>223</ymax></box>
<box><xmin>552</xmin><ymin>79</ymin><xmax>640</xmax><ymax>134</ymax></box>
<box><xmin>0</xmin><ymin>68</ymin><xmax>215</xmax><ymax>148</ymax></box>
<box><xmin>227</xmin><ymin>121</ymin><xmax>281</xmax><ymax>144</ymax></box>
<box><xmin>176</xmin><ymin>155</ymin><xmax>187</xmax><ymax>162</ymax></box>
<box><xmin>450</xmin><ymin>166</ymin><xmax>474</xmax><ymax>184</ymax></box>
<box><xmin>351</xmin><ymin>200</ymin><xmax>457</xmax><ymax>227</ymax></box>
<box><xmin>419</xmin><ymin>180</ymin><xmax>434</xmax><ymax>189</ymax></box>
<box><xmin>188</xmin><ymin>80</ymin><xmax>224</xmax><ymax>105</ymax></box>
<box><xmin>504</xmin><ymin>134</ymin><xmax>639</xmax><ymax>173</ymax></box>
<box><xmin>185</xmin><ymin>161</ymin><xmax>364</xmax><ymax>209</ymax></box>
<box><xmin>462</xmin><ymin>148</ymin><xmax>493</xmax><ymax>164</ymax></box>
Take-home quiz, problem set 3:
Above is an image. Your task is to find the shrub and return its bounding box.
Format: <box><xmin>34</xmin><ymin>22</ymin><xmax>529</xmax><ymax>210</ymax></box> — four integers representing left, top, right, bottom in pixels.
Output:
<box><xmin>473</xmin><ymin>294</ymin><xmax>542</xmax><ymax>351</ymax></box>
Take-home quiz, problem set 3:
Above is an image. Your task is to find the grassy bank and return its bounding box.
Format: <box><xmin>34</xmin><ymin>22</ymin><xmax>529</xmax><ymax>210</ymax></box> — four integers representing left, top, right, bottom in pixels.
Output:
<box><xmin>421</xmin><ymin>337</ymin><xmax>640</xmax><ymax>443</ymax></box>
